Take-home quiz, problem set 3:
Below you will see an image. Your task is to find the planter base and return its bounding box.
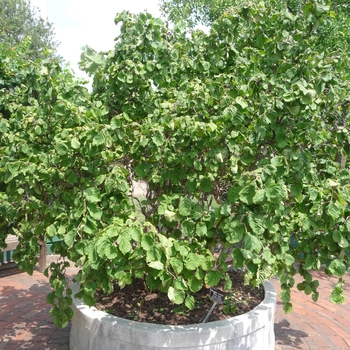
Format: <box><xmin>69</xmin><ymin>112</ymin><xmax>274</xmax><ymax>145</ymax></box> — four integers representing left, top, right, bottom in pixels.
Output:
<box><xmin>70</xmin><ymin>280</ymin><xmax>276</xmax><ymax>350</ymax></box>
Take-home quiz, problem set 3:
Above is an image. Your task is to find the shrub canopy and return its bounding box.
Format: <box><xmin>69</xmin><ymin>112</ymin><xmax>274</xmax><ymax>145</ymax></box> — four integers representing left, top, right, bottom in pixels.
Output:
<box><xmin>1</xmin><ymin>1</ymin><xmax>350</xmax><ymax>327</ymax></box>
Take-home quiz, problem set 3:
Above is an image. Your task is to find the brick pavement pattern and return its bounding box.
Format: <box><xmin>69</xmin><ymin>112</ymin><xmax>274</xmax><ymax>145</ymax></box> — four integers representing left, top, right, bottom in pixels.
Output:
<box><xmin>274</xmin><ymin>271</ymin><xmax>350</xmax><ymax>350</ymax></box>
<box><xmin>0</xmin><ymin>259</ymin><xmax>350</xmax><ymax>350</ymax></box>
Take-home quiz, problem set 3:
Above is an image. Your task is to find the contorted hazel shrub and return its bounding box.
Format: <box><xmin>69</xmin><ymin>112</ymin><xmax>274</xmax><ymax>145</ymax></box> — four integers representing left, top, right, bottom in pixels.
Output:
<box><xmin>1</xmin><ymin>1</ymin><xmax>350</xmax><ymax>327</ymax></box>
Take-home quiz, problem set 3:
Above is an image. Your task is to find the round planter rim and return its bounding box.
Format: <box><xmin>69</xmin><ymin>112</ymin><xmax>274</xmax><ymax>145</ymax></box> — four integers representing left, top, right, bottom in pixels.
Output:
<box><xmin>71</xmin><ymin>279</ymin><xmax>276</xmax><ymax>332</ymax></box>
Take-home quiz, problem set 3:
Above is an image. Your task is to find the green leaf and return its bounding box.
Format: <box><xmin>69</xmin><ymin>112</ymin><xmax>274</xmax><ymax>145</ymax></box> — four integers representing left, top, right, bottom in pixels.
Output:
<box><xmin>244</xmin><ymin>233</ymin><xmax>262</xmax><ymax>253</ymax></box>
<box><xmin>284</xmin><ymin>254</ymin><xmax>294</xmax><ymax>267</ymax></box>
<box><xmin>220</xmin><ymin>203</ymin><xmax>231</xmax><ymax>216</ymax></box>
<box><xmin>141</xmin><ymin>234</ymin><xmax>155</xmax><ymax>251</ymax></box>
<box><xmin>332</xmin><ymin>231</ymin><xmax>342</xmax><ymax>243</ymax></box>
<box><xmin>130</xmin><ymin>226</ymin><xmax>142</xmax><ymax>242</ymax></box>
<box><xmin>239</xmin><ymin>184</ymin><xmax>256</xmax><ymax>205</ymax></box>
<box><xmin>205</xmin><ymin>270</ymin><xmax>222</xmax><ymax>287</ymax></box>
<box><xmin>46</xmin><ymin>292</ymin><xmax>55</xmax><ymax>304</ymax></box>
<box><xmin>87</xmin><ymin>203</ymin><xmax>102</xmax><ymax>220</ymax></box>
<box><xmin>71</xmin><ymin>138</ymin><xmax>80</xmax><ymax>149</ymax></box>
<box><xmin>201</xmin><ymin>60</ymin><xmax>210</xmax><ymax>71</ymax></box>
<box><xmin>93</xmin><ymin>132</ymin><xmax>106</xmax><ymax>146</ymax></box>
<box><xmin>304</xmin><ymin>284</ymin><xmax>312</xmax><ymax>295</ymax></box>
<box><xmin>34</xmin><ymin>125</ymin><xmax>42</xmax><ymax>135</ymax></box>
<box><xmin>221</xmin><ymin>219</ymin><xmax>244</xmax><ymax>244</ymax></box>
<box><xmin>247</xmin><ymin>212</ymin><xmax>264</xmax><ymax>235</ymax></box>
<box><xmin>188</xmin><ymin>276</ymin><xmax>203</xmax><ymax>292</ymax></box>
<box><xmin>224</xmin><ymin>274</ymin><xmax>232</xmax><ymax>290</ymax></box>
<box><xmin>280</xmin><ymin>288</ymin><xmax>290</xmax><ymax>303</ymax></box>
<box><xmin>304</xmin><ymin>254</ymin><xmax>315</xmax><ymax>270</ymax></box>
<box><xmin>327</xmin><ymin>202</ymin><xmax>340</xmax><ymax>219</ymax></box>
<box><xmin>146</xmin><ymin>61</ymin><xmax>155</xmax><ymax>71</ymax></box>
<box><xmin>64</xmin><ymin>230</ymin><xmax>76</xmax><ymax>247</ymax></box>
<box><xmin>170</xmin><ymin>257</ymin><xmax>183</xmax><ymax>274</ymax></box>
<box><xmin>181</xmin><ymin>220</ymin><xmax>195</xmax><ymax>236</ymax></box>
<box><xmin>82</xmin><ymin>293</ymin><xmax>95</xmax><ymax>307</ymax></box>
<box><xmin>301</xmin><ymin>90</ymin><xmax>316</xmax><ymax>105</ymax></box>
<box><xmin>253</xmin><ymin>189</ymin><xmax>265</xmax><ymax>203</ymax></box>
<box><xmin>106</xmin><ymin>224</ymin><xmax>122</xmax><ymax>239</ymax></box>
<box><xmin>266</xmin><ymin>183</ymin><xmax>286</xmax><ymax>204</ymax></box>
<box><xmin>179</xmin><ymin>197</ymin><xmax>192</xmax><ymax>216</ymax></box>
<box><xmin>185</xmin><ymin>253</ymin><xmax>199</xmax><ymax>270</ymax></box>
<box><xmin>200</xmin><ymin>178</ymin><xmax>212</xmax><ymax>192</ymax></box>
<box><xmin>330</xmin><ymin>280</ymin><xmax>345</xmax><ymax>304</ymax></box>
<box><xmin>283</xmin><ymin>302</ymin><xmax>293</xmax><ymax>314</ymax></box>
<box><xmin>168</xmin><ymin>286</ymin><xmax>185</xmax><ymax>304</ymax></box>
<box><xmin>46</xmin><ymin>224</ymin><xmax>57</xmax><ymax>239</ymax></box>
<box><xmin>146</xmin><ymin>246</ymin><xmax>162</xmax><ymax>262</ymax></box>
<box><xmin>235</xmin><ymin>96</ymin><xmax>248</xmax><ymax>109</ymax></box>
<box><xmin>117</xmin><ymin>71</ymin><xmax>126</xmax><ymax>82</ymax></box>
<box><xmin>196</xmin><ymin>222</ymin><xmax>208</xmax><ymax>237</ymax></box>
<box><xmin>339</xmin><ymin>238</ymin><xmax>349</xmax><ymax>249</ymax></box>
<box><xmin>96</xmin><ymin>237</ymin><xmax>111</xmax><ymax>258</ymax></box>
<box><xmin>117</xmin><ymin>230</ymin><xmax>132</xmax><ymax>255</ymax></box>
<box><xmin>164</xmin><ymin>210</ymin><xmax>177</xmax><ymax>222</ymax></box>
<box><xmin>227</xmin><ymin>186</ymin><xmax>240</xmax><ymax>203</ymax></box>
<box><xmin>185</xmin><ymin>295</ymin><xmax>195</xmax><ymax>310</ymax></box>
<box><xmin>152</xmin><ymin>131</ymin><xmax>165</xmax><ymax>146</ymax></box>
<box><xmin>83</xmin><ymin>188</ymin><xmax>101</xmax><ymax>203</ymax></box>
<box><xmin>288</xmin><ymin>105</ymin><xmax>300</xmax><ymax>116</ymax></box>
<box><xmin>104</xmin><ymin>244</ymin><xmax>118</xmax><ymax>260</ymax></box>
<box><xmin>148</xmin><ymin>261</ymin><xmax>164</xmax><ymax>270</ymax></box>
<box><xmin>291</xmin><ymin>183</ymin><xmax>302</xmax><ymax>197</ymax></box>
<box><xmin>56</xmin><ymin>142</ymin><xmax>68</xmax><ymax>156</ymax></box>
<box><xmin>328</xmin><ymin>260</ymin><xmax>346</xmax><ymax>277</ymax></box>
<box><xmin>312</xmin><ymin>292</ymin><xmax>319</xmax><ymax>302</ymax></box>
<box><xmin>223</xmin><ymin>106</ymin><xmax>237</xmax><ymax>120</ymax></box>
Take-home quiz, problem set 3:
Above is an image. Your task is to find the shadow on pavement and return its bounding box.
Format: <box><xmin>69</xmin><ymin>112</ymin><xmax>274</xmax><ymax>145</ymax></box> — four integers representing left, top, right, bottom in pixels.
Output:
<box><xmin>275</xmin><ymin>317</ymin><xmax>308</xmax><ymax>349</ymax></box>
<box><xmin>0</xmin><ymin>272</ymin><xmax>71</xmax><ymax>349</ymax></box>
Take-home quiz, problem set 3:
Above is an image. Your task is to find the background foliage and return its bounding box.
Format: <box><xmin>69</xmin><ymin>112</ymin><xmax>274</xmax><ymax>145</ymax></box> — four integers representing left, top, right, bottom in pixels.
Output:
<box><xmin>0</xmin><ymin>0</ymin><xmax>60</xmax><ymax>60</ymax></box>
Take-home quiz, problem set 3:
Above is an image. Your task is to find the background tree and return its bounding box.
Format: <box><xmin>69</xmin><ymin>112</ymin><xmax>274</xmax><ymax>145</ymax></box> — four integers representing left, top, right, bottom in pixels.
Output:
<box><xmin>160</xmin><ymin>0</ymin><xmax>350</xmax><ymax>42</ymax></box>
<box><xmin>159</xmin><ymin>0</ymin><xmax>234</xmax><ymax>27</ymax></box>
<box><xmin>0</xmin><ymin>0</ymin><xmax>60</xmax><ymax>60</ymax></box>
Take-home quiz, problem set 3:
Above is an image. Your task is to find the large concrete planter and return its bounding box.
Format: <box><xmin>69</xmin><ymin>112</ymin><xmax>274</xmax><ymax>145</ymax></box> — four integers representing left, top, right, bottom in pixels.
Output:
<box><xmin>70</xmin><ymin>280</ymin><xmax>276</xmax><ymax>350</ymax></box>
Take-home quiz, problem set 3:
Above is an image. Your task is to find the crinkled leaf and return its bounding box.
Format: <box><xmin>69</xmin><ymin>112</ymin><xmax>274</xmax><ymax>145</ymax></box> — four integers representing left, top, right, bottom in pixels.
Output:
<box><xmin>244</xmin><ymin>233</ymin><xmax>262</xmax><ymax>253</ymax></box>
<box><xmin>170</xmin><ymin>257</ymin><xmax>183</xmax><ymax>274</ymax></box>
<box><xmin>148</xmin><ymin>261</ymin><xmax>164</xmax><ymax>270</ymax></box>
<box><xmin>221</xmin><ymin>219</ymin><xmax>245</xmax><ymax>244</ymax></box>
<box><xmin>185</xmin><ymin>295</ymin><xmax>195</xmax><ymax>310</ymax></box>
<box><xmin>205</xmin><ymin>270</ymin><xmax>222</xmax><ymax>287</ymax></box>
<box><xmin>327</xmin><ymin>202</ymin><xmax>340</xmax><ymax>219</ymax></box>
<box><xmin>196</xmin><ymin>222</ymin><xmax>207</xmax><ymax>237</ymax></box>
<box><xmin>83</xmin><ymin>187</ymin><xmax>101</xmax><ymax>203</ymax></box>
<box><xmin>71</xmin><ymin>138</ymin><xmax>80</xmax><ymax>149</ymax></box>
<box><xmin>179</xmin><ymin>197</ymin><xmax>192</xmax><ymax>216</ymax></box>
<box><xmin>185</xmin><ymin>253</ymin><xmax>199</xmax><ymax>270</ymax></box>
<box><xmin>328</xmin><ymin>260</ymin><xmax>346</xmax><ymax>277</ymax></box>
<box><xmin>168</xmin><ymin>286</ymin><xmax>185</xmax><ymax>304</ymax></box>
<box><xmin>87</xmin><ymin>203</ymin><xmax>102</xmax><ymax>220</ymax></box>
<box><xmin>188</xmin><ymin>276</ymin><xmax>203</xmax><ymax>292</ymax></box>
<box><xmin>93</xmin><ymin>132</ymin><xmax>106</xmax><ymax>146</ymax></box>
<box><xmin>117</xmin><ymin>230</ymin><xmax>132</xmax><ymax>255</ymax></box>
<box><xmin>64</xmin><ymin>230</ymin><xmax>76</xmax><ymax>247</ymax></box>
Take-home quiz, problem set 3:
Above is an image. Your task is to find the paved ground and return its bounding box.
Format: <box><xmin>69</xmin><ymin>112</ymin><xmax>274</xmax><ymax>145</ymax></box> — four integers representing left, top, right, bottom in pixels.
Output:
<box><xmin>0</xmin><ymin>258</ymin><xmax>350</xmax><ymax>350</ymax></box>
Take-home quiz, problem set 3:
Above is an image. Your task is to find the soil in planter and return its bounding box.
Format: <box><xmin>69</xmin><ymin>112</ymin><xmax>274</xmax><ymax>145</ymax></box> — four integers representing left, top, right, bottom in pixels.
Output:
<box><xmin>94</xmin><ymin>270</ymin><xmax>264</xmax><ymax>325</ymax></box>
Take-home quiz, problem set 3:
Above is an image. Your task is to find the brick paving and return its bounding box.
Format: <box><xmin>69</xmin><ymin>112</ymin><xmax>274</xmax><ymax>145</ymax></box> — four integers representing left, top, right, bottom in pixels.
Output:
<box><xmin>0</xmin><ymin>258</ymin><xmax>350</xmax><ymax>349</ymax></box>
<box><xmin>274</xmin><ymin>271</ymin><xmax>350</xmax><ymax>350</ymax></box>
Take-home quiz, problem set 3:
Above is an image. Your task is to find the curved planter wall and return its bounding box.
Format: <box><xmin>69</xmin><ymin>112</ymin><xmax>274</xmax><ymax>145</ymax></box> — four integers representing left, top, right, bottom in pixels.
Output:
<box><xmin>70</xmin><ymin>280</ymin><xmax>276</xmax><ymax>350</ymax></box>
